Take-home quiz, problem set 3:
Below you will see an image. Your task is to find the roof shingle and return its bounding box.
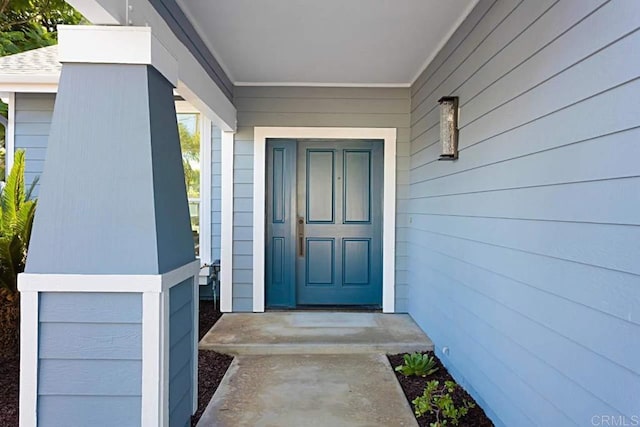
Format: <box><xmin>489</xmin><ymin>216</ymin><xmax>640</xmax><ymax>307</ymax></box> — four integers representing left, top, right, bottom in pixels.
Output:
<box><xmin>0</xmin><ymin>45</ymin><xmax>60</xmax><ymax>75</ymax></box>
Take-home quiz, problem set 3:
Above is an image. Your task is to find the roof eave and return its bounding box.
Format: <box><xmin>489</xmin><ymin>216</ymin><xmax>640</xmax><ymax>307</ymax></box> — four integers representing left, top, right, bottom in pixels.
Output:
<box><xmin>0</xmin><ymin>74</ymin><xmax>60</xmax><ymax>93</ymax></box>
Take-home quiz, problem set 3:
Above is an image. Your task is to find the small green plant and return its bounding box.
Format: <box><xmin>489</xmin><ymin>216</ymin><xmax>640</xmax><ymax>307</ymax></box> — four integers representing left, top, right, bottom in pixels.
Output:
<box><xmin>395</xmin><ymin>352</ymin><xmax>439</xmax><ymax>377</ymax></box>
<box><xmin>412</xmin><ymin>380</ymin><xmax>475</xmax><ymax>427</ymax></box>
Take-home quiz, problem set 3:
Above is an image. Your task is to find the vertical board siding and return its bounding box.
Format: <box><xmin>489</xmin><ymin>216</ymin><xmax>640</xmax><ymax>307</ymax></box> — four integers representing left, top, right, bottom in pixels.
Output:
<box><xmin>147</xmin><ymin>67</ymin><xmax>197</xmax><ymax>274</ymax></box>
<box><xmin>169</xmin><ymin>279</ymin><xmax>194</xmax><ymax>427</ymax></box>
<box><xmin>15</xmin><ymin>93</ymin><xmax>220</xmax><ymax>279</ymax></box>
<box><xmin>234</xmin><ymin>86</ymin><xmax>411</xmax><ymax>312</ymax></box>
<box><xmin>408</xmin><ymin>1</ymin><xmax>640</xmax><ymax>426</ymax></box>
<box><xmin>37</xmin><ymin>292</ymin><xmax>142</xmax><ymax>427</ymax></box>
<box><xmin>14</xmin><ymin>93</ymin><xmax>55</xmax><ymax>196</ymax></box>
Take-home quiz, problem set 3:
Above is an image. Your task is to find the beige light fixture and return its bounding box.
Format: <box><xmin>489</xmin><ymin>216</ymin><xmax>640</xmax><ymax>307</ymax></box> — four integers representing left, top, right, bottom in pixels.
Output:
<box><xmin>438</xmin><ymin>96</ymin><xmax>459</xmax><ymax>160</ymax></box>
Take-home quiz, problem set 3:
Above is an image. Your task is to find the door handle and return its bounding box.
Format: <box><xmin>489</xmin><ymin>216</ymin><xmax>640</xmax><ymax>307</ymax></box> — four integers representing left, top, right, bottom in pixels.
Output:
<box><xmin>297</xmin><ymin>217</ymin><xmax>305</xmax><ymax>257</ymax></box>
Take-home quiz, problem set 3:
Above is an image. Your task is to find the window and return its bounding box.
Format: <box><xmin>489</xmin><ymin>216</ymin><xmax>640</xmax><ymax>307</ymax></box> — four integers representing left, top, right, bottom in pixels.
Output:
<box><xmin>177</xmin><ymin>112</ymin><xmax>201</xmax><ymax>256</ymax></box>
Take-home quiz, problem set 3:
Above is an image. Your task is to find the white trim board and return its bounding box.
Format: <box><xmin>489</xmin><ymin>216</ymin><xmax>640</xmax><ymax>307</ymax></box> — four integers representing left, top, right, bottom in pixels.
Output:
<box><xmin>6</xmin><ymin>92</ymin><xmax>15</xmax><ymax>178</ymax></box>
<box><xmin>234</xmin><ymin>82</ymin><xmax>411</xmax><ymax>88</ymax></box>
<box><xmin>0</xmin><ymin>82</ymin><xmax>58</xmax><ymax>94</ymax></box>
<box><xmin>141</xmin><ymin>291</ymin><xmax>163</xmax><ymax>427</ymax></box>
<box><xmin>18</xmin><ymin>260</ymin><xmax>200</xmax><ymax>293</ymax></box>
<box><xmin>19</xmin><ymin>291</ymin><xmax>38</xmax><ymax>427</ymax></box>
<box><xmin>175</xmin><ymin>100</ymin><xmax>198</xmax><ymax>114</ymax></box>
<box><xmin>58</xmin><ymin>25</ymin><xmax>179</xmax><ymax>87</ymax></box>
<box><xmin>220</xmin><ymin>131</ymin><xmax>234</xmax><ymax>312</ymax></box>
<box><xmin>251</xmin><ymin>127</ymin><xmax>397</xmax><ymax>313</ymax></box>
<box><xmin>199</xmin><ymin>116</ymin><xmax>213</xmax><ymax>266</ymax></box>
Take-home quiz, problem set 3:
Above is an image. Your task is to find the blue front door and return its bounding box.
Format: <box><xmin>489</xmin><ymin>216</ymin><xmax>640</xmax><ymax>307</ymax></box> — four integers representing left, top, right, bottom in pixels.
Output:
<box><xmin>266</xmin><ymin>139</ymin><xmax>383</xmax><ymax>307</ymax></box>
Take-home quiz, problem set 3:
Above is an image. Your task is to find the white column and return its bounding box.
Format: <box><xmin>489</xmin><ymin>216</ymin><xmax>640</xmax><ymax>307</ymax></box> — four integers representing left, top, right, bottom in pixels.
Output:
<box><xmin>220</xmin><ymin>131</ymin><xmax>235</xmax><ymax>312</ymax></box>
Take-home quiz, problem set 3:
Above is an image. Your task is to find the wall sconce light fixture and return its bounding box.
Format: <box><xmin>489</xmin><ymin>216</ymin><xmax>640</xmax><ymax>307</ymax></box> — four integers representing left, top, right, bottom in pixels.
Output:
<box><xmin>438</xmin><ymin>96</ymin><xmax>459</xmax><ymax>160</ymax></box>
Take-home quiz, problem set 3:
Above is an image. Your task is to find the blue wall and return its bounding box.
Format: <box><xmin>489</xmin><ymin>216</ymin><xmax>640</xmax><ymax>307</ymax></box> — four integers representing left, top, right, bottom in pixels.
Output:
<box><xmin>408</xmin><ymin>0</ymin><xmax>640</xmax><ymax>425</ymax></box>
<box><xmin>211</xmin><ymin>127</ymin><xmax>222</xmax><ymax>262</ymax></box>
<box><xmin>169</xmin><ymin>279</ymin><xmax>195</xmax><ymax>427</ymax></box>
<box><xmin>14</xmin><ymin>93</ymin><xmax>222</xmax><ymax>276</ymax></box>
<box><xmin>26</xmin><ymin>63</ymin><xmax>197</xmax><ymax>426</ymax></box>
<box><xmin>14</xmin><ymin>93</ymin><xmax>53</xmax><ymax>196</ymax></box>
<box><xmin>233</xmin><ymin>86</ymin><xmax>412</xmax><ymax>311</ymax></box>
<box><xmin>200</xmin><ymin>126</ymin><xmax>222</xmax><ymax>300</ymax></box>
<box><xmin>37</xmin><ymin>293</ymin><xmax>142</xmax><ymax>427</ymax></box>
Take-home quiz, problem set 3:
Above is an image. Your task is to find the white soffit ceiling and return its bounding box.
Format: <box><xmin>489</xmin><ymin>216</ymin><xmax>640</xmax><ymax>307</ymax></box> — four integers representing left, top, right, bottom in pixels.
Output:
<box><xmin>176</xmin><ymin>0</ymin><xmax>478</xmax><ymax>87</ymax></box>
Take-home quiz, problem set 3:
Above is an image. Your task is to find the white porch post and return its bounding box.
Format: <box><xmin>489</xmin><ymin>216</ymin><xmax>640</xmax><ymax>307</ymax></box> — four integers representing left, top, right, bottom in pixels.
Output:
<box><xmin>18</xmin><ymin>26</ymin><xmax>199</xmax><ymax>427</ymax></box>
<box><xmin>220</xmin><ymin>131</ymin><xmax>235</xmax><ymax>312</ymax></box>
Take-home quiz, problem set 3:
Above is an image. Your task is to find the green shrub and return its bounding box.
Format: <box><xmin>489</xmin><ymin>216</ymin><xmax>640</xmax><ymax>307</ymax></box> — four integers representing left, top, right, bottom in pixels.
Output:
<box><xmin>395</xmin><ymin>352</ymin><xmax>439</xmax><ymax>377</ymax></box>
<box><xmin>0</xmin><ymin>149</ymin><xmax>37</xmax><ymax>359</ymax></box>
<box><xmin>412</xmin><ymin>380</ymin><xmax>475</xmax><ymax>427</ymax></box>
<box><xmin>0</xmin><ymin>149</ymin><xmax>37</xmax><ymax>293</ymax></box>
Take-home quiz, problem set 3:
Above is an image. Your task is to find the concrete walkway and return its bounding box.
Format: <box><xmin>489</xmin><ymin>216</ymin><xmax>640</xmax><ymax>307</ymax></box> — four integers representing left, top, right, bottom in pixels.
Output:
<box><xmin>197</xmin><ymin>312</ymin><xmax>432</xmax><ymax>427</ymax></box>
<box><xmin>199</xmin><ymin>312</ymin><xmax>433</xmax><ymax>355</ymax></box>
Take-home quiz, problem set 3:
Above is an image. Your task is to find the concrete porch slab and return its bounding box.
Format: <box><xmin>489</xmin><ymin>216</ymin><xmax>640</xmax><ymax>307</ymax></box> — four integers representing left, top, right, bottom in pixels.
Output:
<box><xmin>196</xmin><ymin>354</ymin><xmax>419</xmax><ymax>427</ymax></box>
<box><xmin>199</xmin><ymin>312</ymin><xmax>433</xmax><ymax>355</ymax></box>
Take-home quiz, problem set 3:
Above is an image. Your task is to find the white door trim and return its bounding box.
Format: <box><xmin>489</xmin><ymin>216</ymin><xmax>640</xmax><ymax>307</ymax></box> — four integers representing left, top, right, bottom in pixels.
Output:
<box><xmin>252</xmin><ymin>127</ymin><xmax>396</xmax><ymax>313</ymax></box>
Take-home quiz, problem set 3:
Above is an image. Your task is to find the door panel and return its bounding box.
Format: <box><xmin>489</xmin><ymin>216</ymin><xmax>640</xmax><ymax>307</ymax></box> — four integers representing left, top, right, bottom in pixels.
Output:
<box><xmin>306</xmin><ymin>150</ymin><xmax>335</xmax><ymax>223</ymax></box>
<box><xmin>306</xmin><ymin>238</ymin><xmax>335</xmax><ymax>285</ymax></box>
<box><xmin>296</xmin><ymin>140</ymin><xmax>383</xmax><ymax>306</ymax></box>
<box><xmin>271</xmin><ymin>148</ymin><xmax>286</xmax><ymax>223</ymax></box>
<box><xmin>342</xmin><ymin>238</ymin><xmax>370</xmax><ymax>285</ymax></box>
<box><xmin>265</xmin><ymin>140</ymin><xmax>297</xmax><ymax>308</ymax></box>
<box><xmin>343</xmin><ymin>151</ymin><xmax>371</xmax><ymax>223</ymax></box>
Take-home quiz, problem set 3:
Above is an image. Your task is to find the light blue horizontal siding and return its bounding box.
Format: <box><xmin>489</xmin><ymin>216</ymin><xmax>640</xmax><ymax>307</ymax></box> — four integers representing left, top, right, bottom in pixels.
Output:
<box><xmin>234</xmin><ymin>86</ymin><xmax>411</xmax><ymax>311</ymax></box>
<box><xmin>39</xmin><ymin>360</ymin><xmax>142</xmax><ymax>395</ymax></box>
<box><xmin>231</xmin><ymin>137</ymin><xmax>254</xmax><ymax>312</ymax></box>
<box><xmin>169</xmin><ymin>279</ymin><xmax>194</xmax><ymax>427</ymax></box>
<box><xmin>14</xmin><ymin>93</ymin><xmax>55</xmax><ymax>195</ymax></box>
<box><xmin>408</xmin><ymin>0</ymin><xmax>640</xmax><ymax>426</ymax></box>
<box><xmin>39</xmin><ymin>292</ymin><xmax>142</xmax><ymax>323</ymax></box>
<box><xmin>212</xmin><ymin>126</ymin><xmax>222</xmax><ymax>262</ymax></box>
<box><xmin>38</xmin><ymin>396</ymin><xmax>141</xmax><ymax>427</ymax></box>
<box><xmin>39</xmin><ymin>323</ymin><xmax>142</xmax><ymax>359</ymax></box>
<box><xmin>37</xmin><ymin>292</ymin><xmax>142</xmax><ymax>426</ymax></box>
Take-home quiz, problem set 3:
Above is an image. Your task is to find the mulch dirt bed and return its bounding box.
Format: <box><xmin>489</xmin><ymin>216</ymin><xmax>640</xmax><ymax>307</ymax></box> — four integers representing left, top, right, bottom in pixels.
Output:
<box><xmin>192</xmin><ymin>300</ymin><xmax>233</xmax><ymax>426</ymax></box>
<box><xmin>388</xmin><ymin>352</ymin><xmax>493</xmax><ymax>427</ymax></box>
<box><xmin>0</xmin><ymin>355</ymin><xmax>19</xmax><ymax>427</ymax></box>
<box><xmin>198</xmin><ymin>299</ymin><xmax>223</xmax><ymax>341</ymax></box>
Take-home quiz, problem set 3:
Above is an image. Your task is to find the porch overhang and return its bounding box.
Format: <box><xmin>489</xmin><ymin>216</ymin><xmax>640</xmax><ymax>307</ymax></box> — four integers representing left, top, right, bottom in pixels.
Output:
<box><xmin>67</xmin><ymin>0</ymin><xmax>479</xmax><ymax>89</ymax></box>
<box><xmin>66</xmin><ymin>0</ymin><xmax>237</xmax><ymax>132</ymax></box>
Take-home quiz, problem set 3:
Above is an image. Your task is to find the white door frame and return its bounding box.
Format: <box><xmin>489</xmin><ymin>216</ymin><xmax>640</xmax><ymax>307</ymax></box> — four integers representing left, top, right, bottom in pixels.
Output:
<box><xmin>251</xmin><ymin>127</ymin><xmax>396</xmax><ymax>313</ymax></box>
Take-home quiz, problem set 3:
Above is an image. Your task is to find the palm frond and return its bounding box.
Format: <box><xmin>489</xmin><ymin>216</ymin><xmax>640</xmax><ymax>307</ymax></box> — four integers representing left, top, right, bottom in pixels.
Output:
<box><xmin>0</xmin><ymin>149</ymin><xmax>36</xmax><ymax>293</ymax></box>
<box><xmin>1</xmin><ymin>150</ymin><xmax>26</xmax><ymax>231</ymax></box>
<box><xmin>16</xmin><ymin>199</ymin><xmax>36</xmax><ymax>245</ymax></box>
